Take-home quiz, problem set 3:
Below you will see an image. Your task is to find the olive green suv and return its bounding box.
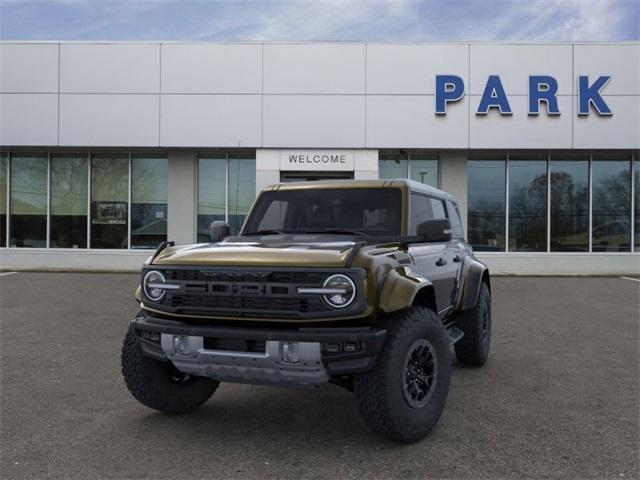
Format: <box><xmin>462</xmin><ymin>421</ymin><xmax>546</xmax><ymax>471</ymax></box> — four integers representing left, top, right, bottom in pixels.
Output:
<box><xmin>122</xmin><ymin>179</ymin><xmax>492</xmax><ymax>442</ymax></box>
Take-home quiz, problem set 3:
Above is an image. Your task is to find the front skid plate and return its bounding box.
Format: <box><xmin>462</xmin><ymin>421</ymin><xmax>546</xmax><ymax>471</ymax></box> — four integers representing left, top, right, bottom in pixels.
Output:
<box><xmin>161</xmin><ymin>334</ymin><xmax>330</xmax><ymax>387</ymax></box>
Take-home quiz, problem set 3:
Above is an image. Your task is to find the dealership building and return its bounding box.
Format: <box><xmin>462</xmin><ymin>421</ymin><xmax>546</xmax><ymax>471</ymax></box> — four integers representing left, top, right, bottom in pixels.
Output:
<box><xmin>0</xmin><ymin>41</ymin><xmax>638</xmax><ymax>274</ymax></box>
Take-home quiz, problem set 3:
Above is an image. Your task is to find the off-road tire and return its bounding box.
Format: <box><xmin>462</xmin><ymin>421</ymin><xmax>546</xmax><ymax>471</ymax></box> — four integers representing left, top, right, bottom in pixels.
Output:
<box><xmin>121</xmin><ymin>329</ymin><xmax>219</xmax><ymax>414</ymax></box>
<box><xmin>353</xmin><ymin>306</ymin><xmax>451</xmax><ymax>443</ymax></box>
<box><xmin>454</xmin><ymin>282</ymin><xmax>491</xmax><ymax>367</ymax></box>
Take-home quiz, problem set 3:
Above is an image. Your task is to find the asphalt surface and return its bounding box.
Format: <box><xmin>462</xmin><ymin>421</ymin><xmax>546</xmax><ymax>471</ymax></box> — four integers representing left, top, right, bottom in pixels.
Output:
<box><xmin>1</xmin><ymin>273</ymin><xmax>638</xmax><ymax>480</ymax></box>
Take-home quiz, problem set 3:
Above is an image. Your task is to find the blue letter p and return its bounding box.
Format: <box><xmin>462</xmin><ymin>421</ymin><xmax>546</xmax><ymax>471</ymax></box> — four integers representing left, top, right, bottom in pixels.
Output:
<box><xmin>435</xmin><ymin>75</ymin><xmax>464</xmax><ymax>115</ymax></box>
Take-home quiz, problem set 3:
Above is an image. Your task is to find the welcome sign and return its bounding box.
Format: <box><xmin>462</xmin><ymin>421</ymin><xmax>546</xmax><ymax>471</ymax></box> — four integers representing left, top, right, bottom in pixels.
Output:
<box><xmin>279</xmin><ymin>150</ymin><xmax>355</xmax><ymax>171</ymax></box>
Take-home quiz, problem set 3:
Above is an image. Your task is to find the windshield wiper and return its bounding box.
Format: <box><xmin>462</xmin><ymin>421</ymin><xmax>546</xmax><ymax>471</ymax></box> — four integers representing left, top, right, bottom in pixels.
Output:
<box><xmin>302</xmin><ymin>229</ymin><xmax>370</xmax><ymax>238</ymax></box>
<box><xmin>242</xmin><ymin>229</ymin><xmax>285</xmax><ymax>236</ymax></box>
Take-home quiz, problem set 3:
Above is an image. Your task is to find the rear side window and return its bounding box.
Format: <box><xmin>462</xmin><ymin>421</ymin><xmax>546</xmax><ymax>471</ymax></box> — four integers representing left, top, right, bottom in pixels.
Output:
<box><xmin>446</xmin><ymin>200</ymin><xmax>464</xmax><ymax>238</ymax></box>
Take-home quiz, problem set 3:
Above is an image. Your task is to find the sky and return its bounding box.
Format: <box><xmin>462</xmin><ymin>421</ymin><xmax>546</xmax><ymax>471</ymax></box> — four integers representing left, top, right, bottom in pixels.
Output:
<box><xmin>0</xmin><ymin>0</ymin><xmax>638</xmax><ymax>42</ymax></box>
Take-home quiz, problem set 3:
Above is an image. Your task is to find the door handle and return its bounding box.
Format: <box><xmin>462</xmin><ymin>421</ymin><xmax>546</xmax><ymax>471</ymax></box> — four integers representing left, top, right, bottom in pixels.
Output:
<box><xmin>435</xmin><ymin>257</ymin><xmax>447</xmax><ymax>267</ymax></box>
<box><xmin>453</xmin><ymin>255</ymin><xmax>462</xmax><ymax>263</ymax></box>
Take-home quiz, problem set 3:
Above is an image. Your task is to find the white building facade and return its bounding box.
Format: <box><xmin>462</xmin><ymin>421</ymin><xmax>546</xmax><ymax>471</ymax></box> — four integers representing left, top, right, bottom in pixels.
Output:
<box><xmin>0</xmin><ymin>41</ymin><xmax>638</xmax><ymax>274</ymax></box>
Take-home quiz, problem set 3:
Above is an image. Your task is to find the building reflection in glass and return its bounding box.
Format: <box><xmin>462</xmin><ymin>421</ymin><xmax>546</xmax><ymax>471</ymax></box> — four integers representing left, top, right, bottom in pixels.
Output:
<box><xmin>51</xmin><ymin>155</ymin><xmax>88</xmax><ymax>248</ymax></box>
<box><xmin>131</xmin><ymin>156</ymin><xmax>168</xmax><ymax>249</ymax></box>
<box><xmin>508</xmin><ymin>154</ymin><xmax>548</xmax><ymax>252</ymax></box>
<box><xmin>592</xmin><ymin>154</ymin><xmax>632</xmax><ymax>252</ymax></box>
<box><xmin>91</xmin><ymin>154</ymin><xmax>128</xmax><ymax>249</ymax></box>
<box><xmin>550</xmin><ymin>154</ymin><xmax>589</xmax><ymax>252</ymax></box>
<box><xmin>467</xmin><ymin>157</ymin><xmax>506</xmax><ymax>251</ymax></box>
<box><xmin>10</xmin><ymin>155</ymin><xmax>47</xmax><ymax>248</ymax></box>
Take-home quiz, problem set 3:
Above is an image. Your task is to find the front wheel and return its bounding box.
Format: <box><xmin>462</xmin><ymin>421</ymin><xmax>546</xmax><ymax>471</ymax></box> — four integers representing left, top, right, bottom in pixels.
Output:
<box><xmin>121</xmin><ymin>329</ymin><xmax>219</xmax><ymax>414</ymax></box>
<box><xmin>353</xmin><ymin>306</ymin><xmax>451</xmax><ymax>443</ymax></box>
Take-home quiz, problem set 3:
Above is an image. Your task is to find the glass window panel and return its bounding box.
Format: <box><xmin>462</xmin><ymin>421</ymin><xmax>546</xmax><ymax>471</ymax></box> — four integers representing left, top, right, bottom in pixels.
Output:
<box><xmin>410</xmin><ymin>154</ymin><xmax>438</xmax><ymax>187</ymax></box>
<box><xmin>409</xmin><ymin>193</ymin><xmax>431</xmax><ymax>234</ymax></box>
<box><xmin>10</xmin><ymin>154</ymin><xmax>47</xmax><ymax>248</ymax></box>
<box><xmin>228</xmin><ymin>155</ymin><xmax>256</xmax><ymax>235</ymax></box>
<box><xmin>131</xmin><ymin>156</ymin><xmax>168</xmax><ymax>249</ymax></box>
<box><xmin>244</xmin><ymin>188</ymin><xmax>402</xmax><ymax>237</ymax></box>
<box><xmin>197</xmin><ymin>156</ymin><xmax>226</xmax><ymax>242</ymax></box>
<box><xmin>508</xmin><ymin>155</ymin><xmax>548</xmax><ymax>252</ymax></box>
<box><xmin>549</xmin><ymin>155</ymin><xmax>589</xmax><ymax>252</ymax></box>
<box><xmin>429</xmin><ymin>197</ymin><xmax>447</xmax><ymax>220</ymax></box>
<box><xmin>447</xmin><ymin>200</ymin><xmax>464</xmax><ymax>238</ymax></box>
<box><xmin>634</xmin><ymin>155</ymin><xmax>639</xmax><ymax>252</ymax></box>
<box><xmin>50</xmin><ymin>155</ymin><xmax>88</xmax><ymax>248</ymax></box>
<box><xmin>592</xmin><ymin>154</ymin><xmax>631</xmax><ymax>252</ymax></box>
<box><xmin>91</xmin><ymin>155</ymin><xmax>128</xmax><ymax>249</ymax></box>
<box><xmin>467</xmin><ymin>158</ymin><xmax>506</xmax><ymax>251</ymax></box>
<box><xmin>0</xmin><ymin>154</ymin><xmax>6</xmax><ymax>247</ymax></box>
<box><xmin>379</xmin><ymin>151</ymin><xmax>408</xmax><ymax>179</ymax></box>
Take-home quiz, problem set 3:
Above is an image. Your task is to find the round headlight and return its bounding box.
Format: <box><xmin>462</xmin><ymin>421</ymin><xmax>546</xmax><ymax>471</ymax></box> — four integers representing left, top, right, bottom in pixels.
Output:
<box><xmin>143</xmin><ymin>270</ymin><xmax>166</xmax><ymax>302</ymax></box>
<box><xmin>322</xmin><ymin>274</ymin><xmax>356</xmax><ymax>309</ymax></box>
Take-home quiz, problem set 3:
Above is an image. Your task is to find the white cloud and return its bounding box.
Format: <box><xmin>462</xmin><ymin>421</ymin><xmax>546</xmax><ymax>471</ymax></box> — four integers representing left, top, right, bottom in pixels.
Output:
<box><xmin>503</xmin><ymin>0</ymin><xmax>629</xmax><ymax>41</ymax></box>
<box><xmin>188</xmin><ymin>0</ymin><xmax>636</xmax><ymax>42</ymax></box>
<box><xmin>192</xmin><ymin>0</ymin><xmax>420</xmax><ymax>41</ymax></box>
<box><xmin>0</xmin><ymin>0</ymin><xmax>637</xmax><ymax>41</ymax></box>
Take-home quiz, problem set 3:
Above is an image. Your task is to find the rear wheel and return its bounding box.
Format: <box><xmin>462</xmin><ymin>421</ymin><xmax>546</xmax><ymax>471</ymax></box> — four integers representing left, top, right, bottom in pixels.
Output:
<box><xmin>121</xmin><ymin>329</ymin><xmax>219</xmax><ymax>414</ymax></box>
<box><xmin>455</xmin><ymin>283</ymin><xmax>491</xmax><ymax>367</ymax></box>
<box><xmin>353</xmin><ymin>306</ymin><xmax>451</xmax><ymax>443</ymax></box>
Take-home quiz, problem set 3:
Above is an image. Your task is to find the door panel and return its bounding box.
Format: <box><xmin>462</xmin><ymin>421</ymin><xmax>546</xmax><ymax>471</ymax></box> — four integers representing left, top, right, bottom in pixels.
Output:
<box><xmin>444</xmin><ymin>240</ymin><xmax>464</xmax><ymax>307</ymax></box>
<box><xmin>409</xmin><ymin>243</ymin><xmax>452</xmax><ymax>313</ymax></box>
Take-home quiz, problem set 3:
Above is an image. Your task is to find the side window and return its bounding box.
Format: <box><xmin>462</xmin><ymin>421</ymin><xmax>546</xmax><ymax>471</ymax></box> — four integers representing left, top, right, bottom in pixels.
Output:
<box><xmin>447</xmin><ymin>200</ymin><xmax>464</xmax><ymax>238</ymax></box>
<box><xmin>429</xmin><ymin>197</ymin><xmax>447</xmax><ymax>220</ymax></box>
<box><xmin>409</xmin><ymin>193</ymin><xmax>432</xmax><ymax>234</ymax></box>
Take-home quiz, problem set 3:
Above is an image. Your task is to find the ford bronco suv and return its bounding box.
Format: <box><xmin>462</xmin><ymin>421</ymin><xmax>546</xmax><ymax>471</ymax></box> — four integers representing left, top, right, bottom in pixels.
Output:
<box><xmin>122</xmin><ymin>179</ymin><xmax>492</xmax><ymax>442</ymax></box>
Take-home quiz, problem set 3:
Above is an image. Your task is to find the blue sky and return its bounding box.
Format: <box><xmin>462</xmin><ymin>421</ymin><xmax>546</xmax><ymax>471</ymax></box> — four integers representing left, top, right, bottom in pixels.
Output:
<box><xmin>0</xmin><ymin>0</ymin><xmax>638</xmax><ymax>41</ymax></box>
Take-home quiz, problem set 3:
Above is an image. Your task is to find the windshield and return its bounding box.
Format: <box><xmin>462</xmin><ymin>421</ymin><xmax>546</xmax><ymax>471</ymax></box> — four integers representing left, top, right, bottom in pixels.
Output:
<box><xmin>242</xmin><ymin>188</ymin><xmax>402</xmax><ymax>237</ymax></box>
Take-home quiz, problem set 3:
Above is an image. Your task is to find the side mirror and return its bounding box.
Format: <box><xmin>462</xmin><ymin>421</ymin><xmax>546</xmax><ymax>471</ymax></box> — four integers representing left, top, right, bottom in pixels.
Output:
<box><xmin>416</xmin><ymin>219</ymin><xmax>452</xmax><ymax>242</ymax></box>
<box><xmin>209</xmin><ymin>221</ymin><xmax>231</xmax><ymax>242</ymax></box>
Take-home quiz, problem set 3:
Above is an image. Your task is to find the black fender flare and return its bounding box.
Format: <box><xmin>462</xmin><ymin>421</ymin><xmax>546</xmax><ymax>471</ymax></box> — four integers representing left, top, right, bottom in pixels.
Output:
<box><xmin>457</xmin><ymin>257</ymin><xmax>490</xmax><ymax>311</ymax></box>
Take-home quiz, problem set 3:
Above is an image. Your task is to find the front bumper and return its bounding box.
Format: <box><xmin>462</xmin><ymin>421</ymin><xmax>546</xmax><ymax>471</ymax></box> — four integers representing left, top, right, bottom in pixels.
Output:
<box><xmin>131</xmin><ymin>313</ymin><xmax>386</xmax><ymax>387</ymax></box>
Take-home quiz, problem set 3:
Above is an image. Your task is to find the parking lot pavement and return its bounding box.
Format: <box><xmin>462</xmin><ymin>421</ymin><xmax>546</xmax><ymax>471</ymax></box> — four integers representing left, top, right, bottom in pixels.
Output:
<box><xmin>1</xmin><ymin>273</ymin><xmax>638</xmax><ymax>480</ymax></box>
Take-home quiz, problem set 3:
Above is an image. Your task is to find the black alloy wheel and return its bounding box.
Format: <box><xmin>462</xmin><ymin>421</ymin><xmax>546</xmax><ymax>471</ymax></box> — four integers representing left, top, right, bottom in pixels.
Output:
<box><xmin>402</xmin><ymin>339</ymin><xmax>438</xmax><ymax>408</ymax></box>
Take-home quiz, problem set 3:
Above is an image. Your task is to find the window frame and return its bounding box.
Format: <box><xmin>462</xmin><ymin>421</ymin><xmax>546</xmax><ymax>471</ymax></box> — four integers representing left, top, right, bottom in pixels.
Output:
<box><xmin>445</xmin><ymin>200</ymin><xmax>465</xmax><ymax>240</ymax></box>
<box><xmin>49</xmin><ymin>154</ymin><xmax>89</xmax><ymax>249</ymax></box>
<box><xmin>243</xmin><ymin>187</ymin><xmax>403</xmax><ymax>237</ymax></box>
<box><xmin>409</xmin><ymin>192</ymin><xmax>433</xmax><ymax>234</ymax></box>
<box><xmin>196</xmin><ymin>151</ymin><xmax>257</xmax><ymax>241</ymax></box>
<box><xmin>9</xmin><ymin>152</ymin><xmax>49</xmax><ymax>248</ymax></box>
<box><xmin>468</xmin><ymin>150</ymin><xmax>636</xmax><ymax>253</ymax></box>
<box><xmin>89</xmin><ymin>152</ymin><xmax>130</xmax><ymax>250</ymax></box>
<box><xmin>507</xmin><ymin>153</ymin><xmax>549</xmax><ymax>253</ymax></box>
<box><xmin>130</xmin><ymin>154</ymin><xmax>169</xmax><ymax>249</ymax></box>
<box><xmin>409</xmin><ymin>191</ymin><xmax>454</xmax><ymax>235</ymax></box>
<box><xmin>0</xmin><ymin>152</ymin><xmax>8</xmax><ymax>248</ymax></box>
<box><xmin>548</xmin><ymin>154</ymin><xmax>589</xmax><ymax>252</ymax></box>
<box><xmin>379</xmin><ymin>150</ymin><xmax>440</xmax><ymax>188</ymax></box>
<box><xmin>590</xmin><ymin>152</ymin><xmax>633</xmax><ymax>253</ymax></box>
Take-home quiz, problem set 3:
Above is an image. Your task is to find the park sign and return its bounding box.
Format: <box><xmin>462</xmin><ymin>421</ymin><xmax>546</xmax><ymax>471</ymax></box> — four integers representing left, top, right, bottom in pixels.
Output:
<box><xmin>435</xmin><ymin>75</ymin><xmax>613</xmax><ymax>116</ymax></box>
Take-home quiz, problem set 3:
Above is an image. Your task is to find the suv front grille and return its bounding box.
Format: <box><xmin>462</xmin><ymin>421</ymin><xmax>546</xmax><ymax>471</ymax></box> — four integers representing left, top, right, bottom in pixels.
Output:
<box><xmin>163</xmin><ymin>269</ymin><xmax>326</xmax><ymax>285</ymax></box>
<box><xmin>145</xmin><ymin>267</ymin><xmax>366</xmax><ymax>320</ymax></box>
<box><xmin>169</xmin><ymin>294</ymin><xmax>325</xmax><ymax>315</ymax></box>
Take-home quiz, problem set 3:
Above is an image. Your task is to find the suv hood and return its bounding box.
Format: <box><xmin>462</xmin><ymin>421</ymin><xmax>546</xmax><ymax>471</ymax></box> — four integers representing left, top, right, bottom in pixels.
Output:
<box><xmin>151</xmin><ymin>235</ymin><xmax>360</xmax><ymax>268</ymax></box>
